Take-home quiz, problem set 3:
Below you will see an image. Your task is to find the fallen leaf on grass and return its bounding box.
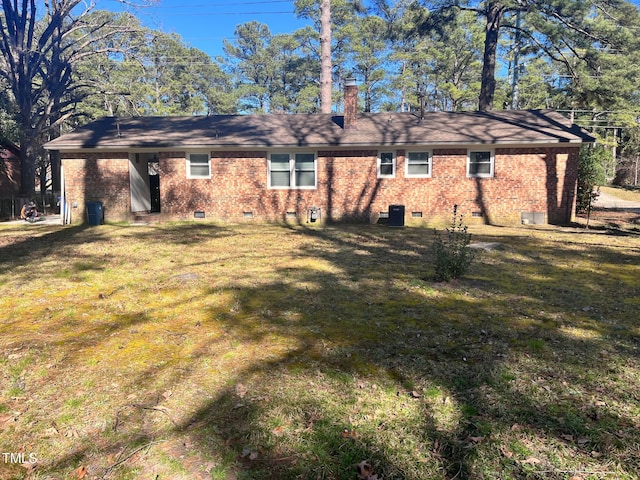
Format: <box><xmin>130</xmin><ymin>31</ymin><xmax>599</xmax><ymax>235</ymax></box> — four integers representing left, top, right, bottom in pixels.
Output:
<box><xmin>0</xmin><ymin>414</ymin><xmax>17</xmax><ymax>429</ymax></box>
<box><xmin>20</xmin><ymin>462</ymin><xmax>37</xmax><ymax>475</ymax></box>
<box><xmin>74</xmin><ymin>466</ymin><xmax>88</xmax><ymax>479</ymax></box>
<box><xmin>355</xmin><ymin>460</ymin><xmax>374</xmax><ymax>480</ymax></box>
<box><xmin>521</xmin><ymin>457</ymin><xmax>541</xmax><ymax>465</ymax></box>
<box><xmin>241</xmin><ymin>448</ymin><xmax>259</xmax><ymax>461</ymax></box>
<box><xmin>151</xmin><ymin>405</ymin><xmax>171</xmax><ymax>414</ymax></box>
<box><xmin>432</xmin><ymin>439</ymin><xmax>443</xmax><ymax>455</ymax></box>
<box><xmin>43</xmin><ymin>426</ymin><xmax>60</xmax><ymax>437</ymax></box>
<box><xmin>272</xmin><ymin>426</ymin><xmax>285</xmax><ymax>437</ymax></box>
<box><xmin>465</xmin><ymin>436</ymin><xmax>485</xmax><ymax>444</ymax></box>
<box><xmin>235</xmin><ymin>383</ymin><xmax>248</xmax><ymax>398</ymax></box>
<box><xmin>355</xmin><ymin>460</ymin><xmax>383</xmax><ymax>479</ymax></box>
<box><xmin>341</xmin><ymin>428</ymin><xmax>357</xmax><ymax>438</ymax></box>
<box><xmin>499</xmin><ymin>445</ymin><xmax>513</xmax><ymax>458</ymax></box>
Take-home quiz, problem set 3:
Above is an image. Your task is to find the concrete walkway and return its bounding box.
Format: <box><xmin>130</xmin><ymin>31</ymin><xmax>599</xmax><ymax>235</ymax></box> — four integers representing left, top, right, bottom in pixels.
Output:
<box><xmin>3</xmin><ymin>214</ymin><xmax>62</xmax><ymax>226</ymax></box>
<box><xmin>593</xmin><ymin>191</ymin><xmax>640</xmax><ymax>211</ymax></box>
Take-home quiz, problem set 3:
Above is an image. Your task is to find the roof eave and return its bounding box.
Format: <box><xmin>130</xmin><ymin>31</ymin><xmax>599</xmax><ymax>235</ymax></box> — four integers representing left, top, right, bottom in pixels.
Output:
<box><xmin>45</xmin><ymin>138</ymin><xmax>590</xmax><ymax>153</ymax></box>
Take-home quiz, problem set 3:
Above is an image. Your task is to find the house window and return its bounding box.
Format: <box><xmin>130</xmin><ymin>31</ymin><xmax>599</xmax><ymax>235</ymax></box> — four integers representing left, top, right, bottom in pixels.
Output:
<box><xmin>187</xmin><ymin>153</ymin><xmax>211</xmax><ymax>178</ymax></box>
<box><xmin>467</xmin><ymin>150</ymin><xmax>494</xmax><ymax>177</ymax></box>
<box><xmin>269</xmin><ymin>152</ymin><xmax>317</xmax><ymax>189</ymax></box>
<box><xmin>378</xmin><ymin>152</ymin><xmax>395</xmax><ymax>178</ymax></box>
<box><xmin>406</xmin><ymin>151</ymin><xmax>432</xmax><ymax>177</ymax></box>
<box><xmin>269</xmin><ymin>153</ymin><xmax>291</xmax><ymax>187</ymax></box>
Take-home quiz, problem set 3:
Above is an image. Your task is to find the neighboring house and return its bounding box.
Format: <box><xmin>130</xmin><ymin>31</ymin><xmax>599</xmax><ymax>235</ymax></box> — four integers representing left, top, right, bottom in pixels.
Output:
<box><xmin>0</xmin><ymin>140</ymin><xmax>21</xmax><ymax>196</ymax></box>
<box><xmin>44</xmin><ymin>82</ymin><xmax>594</xmax><ymax>226</ymax></box>
<box><xmin>0</xmin><ymin>140</ymin><xmax>22</xmax><ymax>220</ymax></box>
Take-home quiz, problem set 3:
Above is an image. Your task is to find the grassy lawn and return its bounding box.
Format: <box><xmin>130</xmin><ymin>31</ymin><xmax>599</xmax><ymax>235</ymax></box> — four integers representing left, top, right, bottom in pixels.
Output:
<box><xmin>1</xmin><ymin>219</ymin><xmax>639</xmax><ymax>479</ymax></box>
<box><xmin>600</xmin><ymin>185</ymin><xmax>640</xmax><ymax>202</ymax></box>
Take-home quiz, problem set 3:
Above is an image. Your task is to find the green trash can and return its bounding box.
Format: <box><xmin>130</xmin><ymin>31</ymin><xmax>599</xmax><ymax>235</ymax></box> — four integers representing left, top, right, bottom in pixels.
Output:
<box><xmin>86</xmin><ymin>201</ymin><xmax>104</xmax><ymax>226</ymax></box>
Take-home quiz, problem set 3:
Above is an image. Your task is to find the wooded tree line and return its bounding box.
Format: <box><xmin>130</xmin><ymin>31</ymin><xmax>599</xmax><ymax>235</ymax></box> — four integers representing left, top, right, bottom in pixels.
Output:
<box><xmin>2</xmin><ymin>0</ymin><xmax>640</xmax><ymax>196</ymax></box>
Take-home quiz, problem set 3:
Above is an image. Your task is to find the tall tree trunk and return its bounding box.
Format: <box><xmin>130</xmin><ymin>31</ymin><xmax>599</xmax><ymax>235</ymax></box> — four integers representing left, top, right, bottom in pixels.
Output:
<box><xmin>49</xmin><ymin>128</ymin><xmax>62</xmax><ymax>197</ymax></box>
<box><xmin>478</xmin><ymin>1</ymin><xmax>504</xmax><ymax>111</ymax></box>
<box><xmin>320</xmin><ymin>0</ymin><xmax>332</xmax><ymax>113</ymax></box>
<box><xmin>19</xmin><ymin>135</ymin><xmax>37</xmax><ymax>197</ymax></box>
<box><xmin>510</xmin><ymin>9</ymin><xmax>523</xmax><ymax>109</ymax></box>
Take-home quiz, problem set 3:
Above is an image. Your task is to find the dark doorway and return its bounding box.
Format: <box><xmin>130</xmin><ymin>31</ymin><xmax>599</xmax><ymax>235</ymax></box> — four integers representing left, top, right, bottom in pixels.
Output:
<box><xmin>149</xmin><ymin>161</ymin><xmax>161</xmax><ymax>213</ymax></box>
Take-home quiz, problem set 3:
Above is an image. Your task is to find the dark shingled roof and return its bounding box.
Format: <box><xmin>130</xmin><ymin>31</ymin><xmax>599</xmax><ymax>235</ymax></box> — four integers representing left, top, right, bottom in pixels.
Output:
<box><xmin>44</xmin><ymin>110</ymin><xmax>594</xmax><ymax>151</ymax></box>
<box><xmin>1</xmin><ymin>139</ymin><xmax>20</xmax><ymax>157</ymax></box>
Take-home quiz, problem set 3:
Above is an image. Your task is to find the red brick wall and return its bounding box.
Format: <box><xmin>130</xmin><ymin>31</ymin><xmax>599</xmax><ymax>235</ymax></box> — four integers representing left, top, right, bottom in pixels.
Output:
<box><xmin>155</xmin><ymin>146</ymin><xmax>579</xmax><ymax>225</ymax></box>
<box><xmin>62</xmin><ymin>146</ymin><xmax>580</xmax><ymax>225</ymax></box>
<box><xmin>344</xmin><ymin>84</ymin><xmax>359</xmax><ymax>130</ymax></box>
<box><xmin>0</xmin><ymin>148</ymin><xmax>21</xmax><ymax>195</ymax></box>
<box><xmin>61</xmin><ymin>153</ymin><xmax>130</xmax><ymax>223</ymax></box>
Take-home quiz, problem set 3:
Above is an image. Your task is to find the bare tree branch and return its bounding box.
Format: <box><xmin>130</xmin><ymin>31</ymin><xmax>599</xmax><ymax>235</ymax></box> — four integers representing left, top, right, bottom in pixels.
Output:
<box><xmin>0</xmin><ymin>0</ymin><xmax>148</xmax><ymax>194</ymax></box>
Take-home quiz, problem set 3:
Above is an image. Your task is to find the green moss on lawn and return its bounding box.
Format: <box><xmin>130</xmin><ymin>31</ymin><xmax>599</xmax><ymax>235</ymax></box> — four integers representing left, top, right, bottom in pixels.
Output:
<box><xmin>0</xmin><ymin>221</ymin><xmax>638</xmax><ymax>479</ymax></box>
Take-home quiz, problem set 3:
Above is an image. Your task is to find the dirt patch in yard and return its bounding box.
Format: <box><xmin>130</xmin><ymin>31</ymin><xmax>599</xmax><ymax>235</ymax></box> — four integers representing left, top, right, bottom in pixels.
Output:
<box><xmin>577</xmin><ymin>207</ymin><xmax>640</xmax><ymax>230</ymax></box>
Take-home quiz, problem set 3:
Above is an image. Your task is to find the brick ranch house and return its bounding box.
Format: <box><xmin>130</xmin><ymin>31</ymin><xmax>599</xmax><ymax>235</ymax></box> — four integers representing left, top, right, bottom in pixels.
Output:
<box><xmin>1</xmin><ymin>140</ymin><xmax>22</xmax><ymax>220</ymax></box>
<box><xmin>45</xmin><ymin>83</ymin><xmax>594</xmax><ymax>226</ymax></box>
<box><xmin>0</xmin><ymin>140</ymin><xmax>21</xmax><ymax>196</ymax></box>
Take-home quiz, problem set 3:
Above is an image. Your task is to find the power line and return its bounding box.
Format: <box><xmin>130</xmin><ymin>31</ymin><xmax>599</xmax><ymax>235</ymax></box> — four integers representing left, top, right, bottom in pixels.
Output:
<box><xmin>148</xmin><ymin>0</ymin><xmax>294</xmax><ymax>8</ymax></box>
<box><xmin>133</xmin><ymin>0</ymin><xmax>295</xmax><ymax>16</ymax></box>
<box><xmin>105</xmin><ymin>1</ymin><xmax>296</xmax><ymax>18</ymax></box>
<box><xmin>557</xmin><ymin>110</ymin><xmax>640</xmax><ymax>114</ymax></box>
<box><xmin>146</xmin><ymin>11</ymin><xmax>294</xmax><ymax>16</ymax></box>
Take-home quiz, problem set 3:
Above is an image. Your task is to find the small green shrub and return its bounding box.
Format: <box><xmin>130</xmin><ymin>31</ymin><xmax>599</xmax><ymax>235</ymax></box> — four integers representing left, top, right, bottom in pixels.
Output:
<box><xmin>577</xmin><ymin>145</ymin><xmax>607</xmax><ymax>214</ymax></box>
<box><xmin>432</xmin><ymin>205</ymin><xmax>475</xmax><ymax>282</ymax></box>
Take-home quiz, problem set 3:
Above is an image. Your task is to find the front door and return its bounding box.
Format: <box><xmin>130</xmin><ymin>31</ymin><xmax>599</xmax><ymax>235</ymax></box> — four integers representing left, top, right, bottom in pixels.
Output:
<box><xmin>129</xmin><ymin>153</ymin><xmax>160</xmax><ymax>213</ymax></box>
<box><xmin>149</xmin><ymin>161</ymin><xmax>161</xmax><ymax>213</ymax></box>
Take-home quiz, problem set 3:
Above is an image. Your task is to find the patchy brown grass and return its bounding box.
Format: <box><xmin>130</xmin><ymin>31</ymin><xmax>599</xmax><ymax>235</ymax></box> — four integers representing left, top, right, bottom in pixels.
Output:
<box><xmin>0</xmin><ymin>219</ymin><xmax>639</xmax><ymax>479</ymax></box>
<box><xmin>577</xmin><ymin>208</ymin><xmax>640</xmax><ymax>231</ymax></box>
<box><xmin>600</xmin><ymin>186</ymin><xmax>640</xmax><ymax>203</ymax></box>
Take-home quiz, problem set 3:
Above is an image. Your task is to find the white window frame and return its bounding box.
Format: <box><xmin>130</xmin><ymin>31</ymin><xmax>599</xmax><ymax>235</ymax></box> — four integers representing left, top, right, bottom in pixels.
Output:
<box><xmin>377</xmin><ymin>151</ymin><xmax>396</xmax><ymax>178</ymax></box>
<box><xmin>186</xmin><ymin>152</ymin><xmax>211</xmax><ymax>179</ymax></box>
<box><xmin>405</xmin><ymin>150</ymin><xmax>432</xmax><ymax>178</ymax></box>
<box><xmin>467</xmin><ymin>150</ymin><xmax>494</xmax><ymax>178</ymax></box>
<box><xmin>268</xmin><ymin>152</ymin><xmax>317</xmax><ymax>189</ymax></box>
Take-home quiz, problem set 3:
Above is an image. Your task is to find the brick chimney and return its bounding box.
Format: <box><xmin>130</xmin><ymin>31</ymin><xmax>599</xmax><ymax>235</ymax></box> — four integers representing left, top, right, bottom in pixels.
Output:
<box><xmin>344</xmin><ymin>78</ymin><xmax>358</xmax><ymax>130</ymax></box>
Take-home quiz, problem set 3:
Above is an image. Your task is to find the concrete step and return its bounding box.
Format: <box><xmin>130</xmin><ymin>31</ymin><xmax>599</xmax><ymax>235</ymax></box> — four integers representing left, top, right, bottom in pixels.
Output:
<box><xmin>132</xmin><ymin>212</ymin><xmax>162</xmax><ymax>224</ymax></box>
